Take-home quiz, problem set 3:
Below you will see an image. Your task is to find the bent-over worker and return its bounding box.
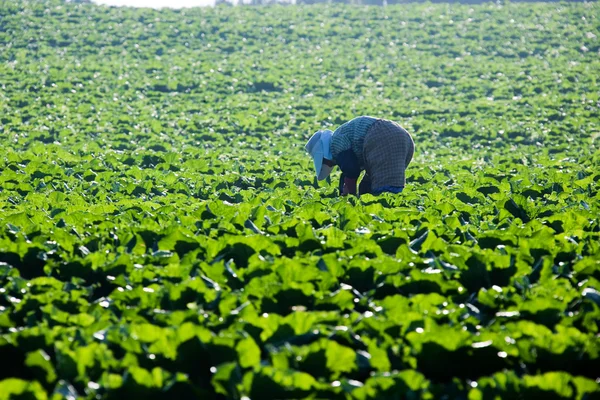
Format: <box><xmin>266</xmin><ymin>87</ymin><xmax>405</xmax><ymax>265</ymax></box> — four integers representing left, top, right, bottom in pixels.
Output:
<box><xmin>305</xmin><ymin>116</ymin><xmax>415</xmax><ymax>196</ymax></box>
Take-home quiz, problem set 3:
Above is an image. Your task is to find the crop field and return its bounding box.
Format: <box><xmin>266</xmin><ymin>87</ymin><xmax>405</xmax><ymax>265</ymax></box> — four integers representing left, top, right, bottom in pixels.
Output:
<box><xmin>1</xmin><ymin>0</ymin><xmax>599</xmax><ymax>398</ymax></box>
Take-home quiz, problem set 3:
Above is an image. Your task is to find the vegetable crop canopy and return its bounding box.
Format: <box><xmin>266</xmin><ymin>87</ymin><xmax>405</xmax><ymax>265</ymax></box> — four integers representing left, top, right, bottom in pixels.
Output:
<box><xmin>0</xmin><ymin>0</ymin><xmax>599</xmax><ymax>398</ymax></box>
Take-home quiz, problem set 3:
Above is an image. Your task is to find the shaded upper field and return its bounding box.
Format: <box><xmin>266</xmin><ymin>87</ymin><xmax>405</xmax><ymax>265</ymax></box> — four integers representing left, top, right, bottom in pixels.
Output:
<box><xmin>1</xmin><ymin>0</ymin><xmax>598</xmax><ymax>156</ymax></box>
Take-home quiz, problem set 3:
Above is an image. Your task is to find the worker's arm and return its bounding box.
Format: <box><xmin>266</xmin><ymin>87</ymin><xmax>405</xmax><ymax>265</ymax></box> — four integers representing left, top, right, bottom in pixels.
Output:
<box><xmin>335</xmin><ymin>149</ymin><xmax>360</xmax><ymax>195</ymax></box>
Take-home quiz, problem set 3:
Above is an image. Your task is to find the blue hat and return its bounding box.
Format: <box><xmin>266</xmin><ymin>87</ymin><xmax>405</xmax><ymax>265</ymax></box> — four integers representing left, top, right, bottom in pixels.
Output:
<box><xmin>305</xmin><ymin>130</ymin><xmax>333</xmax><ymax>180</ymax></box>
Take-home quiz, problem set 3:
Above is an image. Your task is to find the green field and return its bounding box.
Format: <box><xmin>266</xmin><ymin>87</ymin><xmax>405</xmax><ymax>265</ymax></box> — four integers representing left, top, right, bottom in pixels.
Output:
<box><xmin>1</xmin><ymin>0</ymin><xmax>599</xmax><ymax>398</ymax></box>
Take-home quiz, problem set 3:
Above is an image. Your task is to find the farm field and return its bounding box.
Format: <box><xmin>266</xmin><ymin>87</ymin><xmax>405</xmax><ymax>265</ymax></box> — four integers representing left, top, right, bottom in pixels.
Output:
<box><xmin>0</xmin><ymin>0</ymin><xmax>599</xmax><ymax>398</ymax></box>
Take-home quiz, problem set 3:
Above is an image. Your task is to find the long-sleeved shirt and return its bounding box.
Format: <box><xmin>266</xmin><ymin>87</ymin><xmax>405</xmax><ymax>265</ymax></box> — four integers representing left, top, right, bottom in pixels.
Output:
<box><xmin>331</xmin><ymin>116</ymin><xmax>377</xmax><ymax>171</ymax></box>
<box><xmin>331</xmin><ymin>116</ymin><xmax>378</xmax><ymax>179</ymax></box>
<box><xmin>328</xmin><ymin>116</ymin><xmax>379</xmax><ymax>195</ymax></box>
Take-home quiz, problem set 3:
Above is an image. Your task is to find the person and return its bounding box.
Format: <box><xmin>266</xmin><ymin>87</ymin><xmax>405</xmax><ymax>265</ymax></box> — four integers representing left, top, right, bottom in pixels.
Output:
<box><xmin>305</xmin><ymin>116</ymin><xmax>415</xmax><ymax>196</ymax></box>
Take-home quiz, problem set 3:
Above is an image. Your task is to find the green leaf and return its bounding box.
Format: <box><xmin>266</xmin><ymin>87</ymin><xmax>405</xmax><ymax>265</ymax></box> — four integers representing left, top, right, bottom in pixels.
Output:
<box><xmin>212</xmin><ymin>362</ymin><xmax>242</xmax><ymax>397</ymax></box>
<box><xmin>25</xmin><ymin>350</ymin><xmax>57</xmax><ymax>384</ymax></box>
<box><xmin>131</xmin><ymin>323</ymin><xmax>165</xmax><ymax>343</ymax></box>
<box><xmin>523</xmin><ymin>372</ymin><xmax>574</xmax><ymax>398</ymax></box>
<box><xmin>325</xmin><ymin>340</ymin><xmax>357</xmax><ymax>375</ymax></box>
<box><xmin>236</xmin><ymin>337</ymin><xmax>261</xmax><ymax>369</ymax></box>
<box><xmin>0</xmin><ymin>379</ymin><xmax>47</xmax><ymax>400</ymax></box>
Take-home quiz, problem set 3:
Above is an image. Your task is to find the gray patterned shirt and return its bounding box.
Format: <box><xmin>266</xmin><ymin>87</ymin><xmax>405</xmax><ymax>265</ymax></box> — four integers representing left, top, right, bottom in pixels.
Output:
<box><xmin>330</xmin><ymin>116</ymin><xmax>378</xmax><ymax>167</ymax></box>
